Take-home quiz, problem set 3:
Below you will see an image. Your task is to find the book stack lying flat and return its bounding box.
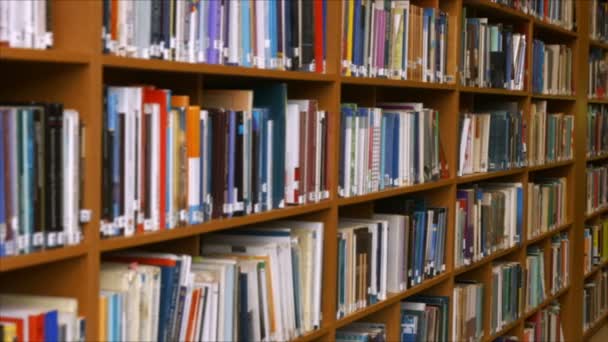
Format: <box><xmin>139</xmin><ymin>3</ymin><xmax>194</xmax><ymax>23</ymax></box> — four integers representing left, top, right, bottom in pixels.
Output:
<box><xmin>336</xmin><ymin>322</ymin><xmax>386</xmax><ymax>342</ymax></box>
<box><xmin>529</xmin><ymin>101</ymin><xmax>574</xmax><ymax>166</ymax></box>
<box><xmin>589</xmin><ymin>48</ymin><xmax>608</xmax><ymax>99</ymax></box>
<box><xmin>458</xmin><ymin>103</ymin><xmax>526</xmax><ymax>176</ymax></box>
<box><xmin>532</xmin><ymin>41</ymin><xmax>573</xmax><ymax>95</ymax></box>
<box><xmin>455</xmin><ymin>183</ymin><xmax>523</xmax><ymax>268</ymax></box>
<box><xmin>584</xmin><ymin>269</ymin><xmax>608</xmax><ymax>330</ymax></box>
<box><xmin>101</xmin><ymin>0</ymin><xmax>326</xmax><ymax>72</ymax></box>
<box><xmin>0</xmin><ymin>294</ymin><xmax>84</xmax><ymax>342</ymax></box>
<box><xmin>0</xmin><ymin>104</ymin><xmax>83</xmax><ymax>257</ymax></box>
<box><xmin>401</xmin><ymin>295</ymin><xmax>449</xmax><ymax>342</ymax></box>
<box><xmin>524</xmin><ymin>302</ymin><xmax>566</xmax><ymax>342</ymax></box>
<box><xmin>341</xmin><ymin>1</ymin><xmax>451</xmax><ymax>83</ymax></box>
<box><xmin>590</xmin><ymin>0</ymin><xmax>608</xmax><ymax>43</ymax></box>
<box><xmin>336</xmin><ymin>200</ymin><xmax>447</xmax><ymax>318</ymax></box>
<box><xmin>339</xmin><ymin>102</ymin><xmax>448</xmax><ymax>198</ymax></box>
<box><xmin>587</xmin><ymin>104</ymin><xmax>608</xmax><ymax>158</ymax></box>
<box><xmin>586</xmin><ymin>164</ymin><xmax>608</xmax><ymax>214</ymax></box>
<box><xmin>452</xmin><ymin>281</ymin><xmax>484</xmax><ymax>342</ymax></box>
<box><xmin>0</xmin><ymin>0</ymin><xmax>53</xmax><ymax>49</ymax></box>
<box><xmin>100</xmin><ymin>221</ymin><xmax>323</xmax><ymax>342</ymax></box>
<box><xmin>101</xmin><ymin>85</ymin><xmax>328</xmax><ymax>238</ymax></box>
<box><xmin>491</xmin><ymin>262</ymin><xmax>523</xmax><ymax>334</ymax></box>
<box><xmin>527</xmin><ymin>177</ymin><xmax>568</xmax><ymax>239</ymax></box>
<box><xmin>525</xmin><ymin>246</ymin><xmax>546</xmax><ymax>311</ymax></box>
<box><xmin>460</xmin><ymin>9</ymin><xmax>526</xmax><ymax>90</ymax></box>
<box><xmin>585</xmin><ymin>217</ymin><xmax>608</xmax><ymax>273</ymax></box>
<box><xmin>550</xmin><ymin>233</ymin><xmax>570</xmax><ymax>294</ymax></box>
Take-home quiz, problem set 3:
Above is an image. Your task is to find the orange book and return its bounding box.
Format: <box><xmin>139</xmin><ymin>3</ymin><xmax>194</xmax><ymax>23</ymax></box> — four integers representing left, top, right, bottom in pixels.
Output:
<box><xmin>185</xmin><ymin>288</ymin><xmax>201</xmax><ymax>340</ymax></box>
<box><xmin>99</xmin><ymin>295</ymin><xmax>108</xmax><ymax>341</ymax></box>
<box><xmin>170</xmin><ymin>96</ymin><xmax>190</xmax><ymax>226</ymax></box>
<box><xmin>186</xmin><ymin>105</ymin><xmax>201</xmax><ymax>223</ymax></box>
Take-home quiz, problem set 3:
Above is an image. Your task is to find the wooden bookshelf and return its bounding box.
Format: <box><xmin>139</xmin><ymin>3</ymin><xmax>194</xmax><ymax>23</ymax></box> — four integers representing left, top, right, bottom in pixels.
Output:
<box><xmin>0</xmin><ymin>0</ymin><xmax>601</xmax><ymax>341</ymax></box>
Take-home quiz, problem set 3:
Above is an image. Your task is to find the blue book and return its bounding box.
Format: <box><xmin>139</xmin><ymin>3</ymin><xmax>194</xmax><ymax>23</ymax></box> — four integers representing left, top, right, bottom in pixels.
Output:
<box><xmin>241</xmin><ymin>0</ymin><xmax>251</xmax><ymax>67</ymax></box>
<box><xmin>269</xmin><ymin>0</ymin><xmax>278</xmax><ymax>68</ymax></box>
<box><xmin>379</xmin><ymin>115</ymin><xmax>387</xmax><ymax>190</ymax></box>
<box><xmin>18</xmin><ymin>108</ymin><xmax>35</xmax><ymax>253</ymax></box>
<box><xmin>114</xmin><ymin>293</ymin><xmax>122</xmax><ymax>342</ymax></box>
<box><xmin>353</xmin><ymin>0</ymin><xmax>362</xmax><ymax>72</ymax></box>
<box><xmin>401</xmin><ymin>314</ymin><xmax>418</xmax><ymax>342</ymax></box>
<box><xmin>44</xmin><ymin>310</ymin><xmax>59</xmax><ymax>342</ymax></box>
<box><xmin>391</xmin><ymin>114</ymin><xmax>400</xmax><ymax>185</ymax></box>
<box><xmin>0</xmin><ymin>111</ymin><xmax>6</xmax><ymax>256</ymax></box>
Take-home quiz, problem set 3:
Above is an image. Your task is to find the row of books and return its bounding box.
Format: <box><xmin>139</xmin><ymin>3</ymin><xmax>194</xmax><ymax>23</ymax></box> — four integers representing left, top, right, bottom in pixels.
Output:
<box><xmin>590</xmin><ymin>0</ymin><xmax>608</xmax><ymax>43</ymax></box>
<box><xmin>492</xmin><ymin>0</ymin><xmax>575</xmax><ymax>30</ymax></box>
<box><xmin>400</xmin><ymin>295</ymin><xmax>449</xmax><ymax>342</ymax></box>
<box><xmin>0</xmin><ymin>293</ymin><xmax>84</xmax><ymax>342</ymax></box>
<box><xmin>532</xmin><ymin>41</ymin><xmax>573</xmax><ymax>95</ymax></box>
<box><xmin>524</xmin><ymin>302</ymin><xmax>566</xmax><ymax>342</ymax></box>
<box><xmin>549</xmin><ymin>233</ymin><xmax>570</xmax><ymax>295</ymax></box>
<box><xmin>585</xmin><ymin>217</ymin><xmax>608</xmax><ymax>274</ymax></box>
<box><xmin>102</xmin><ymin>0</ymin><xmax>326</xmax><ymax>72</ymax></box>
<box><xmin>458</xmin><ymin>104</ymin><xmax>526</xmax><ymax>176</ymax></box>
<box><xmin>0</xmin><ymin>0</ymin><xmax>52</xmax><ymax>49</ymax></box>
<box><xmin>339</xmin><ymin>103</ymin><xmax>448</xmax><ymax>198</ymax></box>
<box><xmin>529</xmin><ymin>101</ymin><xmax>574</xmax><ymax>166</ymax></box>
<box><xmin>337</xmin><ymin>322</ymin><xmax>386</xmax><ymax>342</ymax></box>
<box><xmin>527</xmin><ymin>177</ymin><xmax>568</xmax><ymax>239</ymax></box>
<box><xmin>583</xmin><ymin>269</ymin><xmax>608</xmax><ymax>331</ymax></box>
<box><xmin>336</xmin><ymin>201</ymin><xmax>447</xmax><ymax>318</ymax></box>
<box><xmin>491</xmin><ymin>262</ymin><xmax>523</xmax><ymax>334</ymax></box>
<box><xmin>452</xmin><ymin>280</ymin><xmax>484</xmax><ymax>342</ymax></box>
<box><xmin>589</xmin><ymin>48</ymin><xmax>608</xmax><ymax>100</ymax></box>
<box><xmin>586</xmin><ymin>164</ymin><xmax>608</xmax><ymax>214</ymax></box>
<box><xmin>101</xmin><ymin>85</ymin><xmax>328</xmax><ymax>238</ymax></box>
<box><xmin>587</xmin><ymin>104</ymin><xmax>608</xmax><ymax>158</ymax></box>
<box><xmin>340</xmin><ymin>1</ymin><xmax>451</xmax><ymax>83</ymax></box>
<box><xmin>0</xmin><ymin>104</ymin><xmax>83</xmax><ymax>257</ymax></box>
<box><xmin>454</xmin><ymin>183</ymin><xmax>523</xmax><ymax>268</ymax></box>
<box><xmin>100</xmin><ymin>221</ymin><xmax>323</xmax><ymax>342</ymax></box>
<box><xmin>525</xmin><ymin>246</ymin><xmax>546</xmax><ymax>311</ymax></box>
<box><xmin>460</xmin><ymin>9</ymin><xmax>527</xmax><ymax>90</ymax></box>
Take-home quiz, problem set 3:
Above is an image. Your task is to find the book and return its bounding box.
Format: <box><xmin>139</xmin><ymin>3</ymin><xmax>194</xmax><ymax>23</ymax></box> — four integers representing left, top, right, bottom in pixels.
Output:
<box><xmin>491</xmin><ymin>0</ymin><xmax>575</xmax><ymax>30</ymax></box>
<box><xmin>337</xmin><ymin>322</ymin><xmax>386</xmax><ymax>342</ymax></box>
<box><xmin>529</xmin><ymin>101</ymin><xmax>574</xmax><ymax>166</ymax></box>
<box><xmin>585</xmin><ymin>217</ymin><xmax>608</xmax><ymax>273</ymax></box>
<box><xmin>524</xmin><ymin>301</ymin><xmax>566</xmax><ymax>342</ymax></box>
<box><xmin>549</xmin><ymin>233</ymin><xmax>570</xmax><ymax>294</ymax></box>
<box><xmin>527</xmin><ymin>177</ymin><xmax>568</xmax><ymax>239</ymax></box>
<box><xmin>532</xmin><ymin>40</ymin><xmax>573</xmax><ymax>95</ymax></box>
<box><xmin>586</xmin><ymin>163</ymin><xmax>608</xmax><ymax>214</ymax></box>
<box><xmin>401</xmin><ymin>295</ymin><xmax>449</xmax><ymax>342</ymax></box>
<box><xmin>525</xmin><ymin>246</ymin><xmax>546</xmax><ymax>311</ymax></box>
<box><xmin>590</xmin><ymin>0</ymin><xmax>608</xmax><ymax>43</ymax></box>
<box><xmin>0</xmin><ymin>0</ymin><xmax>53</xmax><ymax>49</ymax></box>
<box><xmin>583</xmin><ymin>269</ymin><xmax>608</xmax><ymax>331</ymax></box>
<box><xmin>587</xmin><ymin>104</ymin><xmax>608</xmax><ymax>158</ymax></box>
<box><xmin>589</xmin><ymin>48</ymin><xmax>608</xmax><ymax>100</ymax></box>
<box><xmin>491</xmin><ymin>262</ymin><xmax>522</xmax><ymax>333</ymax></box>
<box><xmin>452</xmin><ymin>281</ymin><xmax>484</xmax><ymax>342</ymax></box>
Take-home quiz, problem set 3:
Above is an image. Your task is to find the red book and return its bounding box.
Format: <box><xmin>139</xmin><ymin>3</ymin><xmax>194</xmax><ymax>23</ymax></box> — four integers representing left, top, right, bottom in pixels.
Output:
<box><xmin>0</xmin><ymin>316</ymin><xmax>24</xmax><ymax>342</ymax></box>
<box><xmin>105</xmin><ymin>253</ymin><xmax>178</xmax><ymax>267</ymax></box>
<box><xmin>185</xmin><ymin>288</ymin><xmax>201</xmax><ymax>340</ymax></box>
<box><xmin>28</xmin><ymin>313</ymin><xmax>45</xmax><ymax>342</ymax></box>
<box><xmin>314</xmin><ymin>0</ymin><xmax>324</xmax><ymax>73</ymax></box>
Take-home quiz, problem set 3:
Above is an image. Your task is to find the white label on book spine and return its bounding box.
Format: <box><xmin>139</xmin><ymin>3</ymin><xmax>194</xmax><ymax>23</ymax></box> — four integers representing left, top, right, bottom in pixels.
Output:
<box><xmin>57</xmin><ymin>232</ymin><xmax>65</xmax><ymax>246</ymax></box>
<box><xmin>32</xmin><ymin>233</ymin><xmax>44</xmax><ymax>247</ymax></box>
<box><xmin>47</xmin><ymin>232</ymin><xmax>57</xmax><ymax>247</ymax></box>
<box><xmin>234</xmin><ymin>202</ymin><xmax>244</xmax><ymax>212</ymax></box>
<box><xmin>79</xmin><ymin>209</ymin><xmax>92</xmax><ymax>223</ymax></box>
<box><xmin>179</xmin><ymin>210</ymin><xmax>187</xmax><ymax>222</ymax></box>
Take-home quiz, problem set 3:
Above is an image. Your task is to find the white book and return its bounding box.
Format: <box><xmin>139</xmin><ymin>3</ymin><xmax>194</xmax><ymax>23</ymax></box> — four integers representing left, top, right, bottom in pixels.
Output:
<box><xmin>458</xmin><ymin>116</ymin><xmax>471</xmax><ymax>176</ymax></box>
<box><xmin>285</xmin><ymin>103</ymin><xmax>301</xmax><ymax>204</ymax></box>
<box><xmin>146</xmin><ymin>103</ymin><xmax>161</xmax><ymax>231</ymax></box>
<box><xmin>63</xmin><ymin>109</ymin><xmax>80</xmax><ymax>245</ymax></box>
<box><xmin>255</xmin><ymin>0</ymin><xmax>266</xmax><ymax>68</ymax></box>
<box><xmin>228</xmin><ymin>0</ymin><xmax>240</xmax><ymax>65</ymax></box>
<box><xmin>373</xmin><ymin>213</ymin><xmax>406</xmax><ymax>292</ymax></box>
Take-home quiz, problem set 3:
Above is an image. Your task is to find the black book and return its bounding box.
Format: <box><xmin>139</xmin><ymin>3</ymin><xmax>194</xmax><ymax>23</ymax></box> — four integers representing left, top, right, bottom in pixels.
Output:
<box><xmin>150</xmin><ymin>0</ymin><xmax>163</xmax><ymax>58</ymax></box>
<box><xmin>235</xmin><ymin>111</ymin><xmax>244</xmax><ymax>216</ymax></box>
<box><xmin>300</xmin><ymin>0</ymin><xmax>315</xmax><ymax>70</ymax></box>
<box><xmin>46</xmin><ymin>103</ymin><xmax>63</xmax><ymax>247</ymax></box>
<box><xmin>290</xmin><ymin>0</ymin><xmax>301</xmax><ymax>70</ymax></box>
<box><xmin>490</xmin><ymin>51</ymin><xmax>506</xmax><ymax>88</ymax></box>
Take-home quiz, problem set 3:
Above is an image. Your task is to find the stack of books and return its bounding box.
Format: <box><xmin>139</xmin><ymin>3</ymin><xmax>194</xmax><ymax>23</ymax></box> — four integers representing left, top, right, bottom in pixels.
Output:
<box><xmin>336</xmin><ymin>199</ymin><xmax>448</xmax><ymax>318</ymax></box>
<box><xmin>527</xmin><ymin>177</ymin><xmax>568</xmax><ymax>239</ymax></box>
<box><xmin>529</xmin><ymin>101</ymin><xmax>574</xmax><ymax>166</ymax></box>
<box><xmin>527</xmin><ymin>0</ymin><xmax>575</xmax><ymax>29</ymax></box>
<box><xmin>0</xmin><ymin>0</ymin><xmax>53</xmax><ymax>49</ymax></box>
<box><xmin>0</xmin><ymin>294</ymin><xmax>84</xmax><ymax>342</ymax></box>
<box><xmin>587</xmin><ymin>104</ymin><xmax>608</xmax><ymax>158</ymax></box>
<box><xmin>452</xmin><ymin>281</ymin><xmax>484</xmax><ymax>342</ymax></box>
<box><xmin>584</xmin><ymin>269</ymin><xmax>608</xmax><ymax>330</ymax></box>
<box><xmin>460</xmin><ymin>9</ymin><xmax>526</xmax><ymax>90</ymax></box>
<box><xmin>101</xmin><ymin>0</ymin><xmax>327</xmax><ymax>72</ymax></box>
<box><xmin>400</xmin><ymin>295</ymin><xmax>449</xmax><ymax>342</ymax></box>
<box><xmin>524</xmin><ymin>302</ymin><xmax>566</xmax><ymax>342</ymax></box>
<box><xmin>101</xmin><ymin>85</ymin><xmax>329</xmax><ymax>238</ymax></box>
<box><xmin>532</xmin><ymin>40</ymin><xmax>573</xmax><ymax>95</ymax></box>
<box><xmin>100</xmin><ymin>221</ymin><xmax>323</xmax><ymax>342</ymax></box>
<box><xmin>586</xmin><ymin>164</ymin><xmax>608</xmax><ymax>214</ymax></box>
<box><xmin>340</xmin><ymin>1</ymin><xmax>450</xmax><ymax>83</ymax></box>
<box><xmin>525</xmin><ymin>246</ymin><xmax>546</xmax><ymax>311</ymax></box>
<box><xmin>458</xmin><ymin>102</ymin><xmax>526</xmax><ymax>176</ymax></box>
<box><xmin>491</xmin><ymin>262</ymin><xmax>523</xmax><ymax>334</ymax></box>
<box><xmin>339</xmin><ymin>102</ymin><xmax>448</xmax><ymax>198</ymax></box>
<box><xmin>0</xmin><ymin>104</ymin><xmax>83</xmax><ymax>257</ymax></box>
<box><xmin>590</xmin><ymin>0</ymin><xmax>608</xmax><ymax>42</ymax></box>
<box><xmin>455</xmin><ymin>183</ymin><xmax>523</xmax><ymax>268</ymax></box>
<box><xmin>589</xmin><ymin>48</ymin><xmax>608</xmax><ymax>100</ymax></box>
<box><xmin>336</xmin><ymin>322</ymin><xmax>386</xmax><ymax>342</ymax></box>
<box><xmin>550</xmin><ymin>233</ymin><xmax>570</xmax><ymax>294</ymax></box>
<box><xmin>585</xmin><ymin>217</ymin><xmax>608</xmax><ymax>272</ymax></box>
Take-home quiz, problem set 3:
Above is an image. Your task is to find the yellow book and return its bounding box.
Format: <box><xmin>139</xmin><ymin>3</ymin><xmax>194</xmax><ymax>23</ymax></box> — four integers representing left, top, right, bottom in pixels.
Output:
<box><xmin>99</xmin><ymin>295</ymin><xmax>108</xmax><ymax>342</ymax></box>
<box><xmin>1</xmin><ymin>322</ymin><xmax>16</xmax><ymax>342</ymax></box>
<box><xmin>346</xmin><ymin>0</ymin><xmax>355</xmax><ymax>76</ymax></box>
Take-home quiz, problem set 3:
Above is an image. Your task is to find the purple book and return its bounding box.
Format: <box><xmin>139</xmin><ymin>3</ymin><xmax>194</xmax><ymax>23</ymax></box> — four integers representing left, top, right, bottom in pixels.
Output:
<box><xmin>206</xmin><ymin>0</ymin><xmax>221</xmax><ymax>64</ymax></box>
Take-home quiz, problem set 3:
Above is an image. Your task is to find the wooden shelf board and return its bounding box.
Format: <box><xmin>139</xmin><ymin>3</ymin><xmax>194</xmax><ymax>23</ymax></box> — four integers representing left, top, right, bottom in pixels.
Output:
<box><xmin>588</xmin><ymin>98</ymin><xmax>608</xmax><ymax>104</ymax></box>
<box><xmin>334</xmin><ymin>272</ymin><xmax>450</xmax><ymax>329</ymax></box>
<box><xmin>0</xmin><ymin>47</ymin><xmax>90</xmax><ymax>64</ymax></box>
<box><xmin>587</xmin><ymin>154</ymin><xmax>608</xmax><ymax>162</ymax></box>
<box><xmin>531</xmin><ymin>93</ymin><xmax>576</xmax><ymax>101</ymax></box>
<box><xmin>463</xmin><ymin>0</ymin><xmax>530</xmax><ymax>21</ymax></box>
<box><xmin>583</xmin><ymin>311</ymin><xmax>608</xmax><ymax>340</ymax></box>
<box><xmin>525</xmin><ymin>222</ymin><xmax>572</xmax><ymax>246</ymax></box>
<box><xmin>454</xmin><ymin>245</ymin><xmax>520</xmax><ymax>277</ymax></box>
<box><xmin>459</xmin><ymin>86</ymin><xmax>529</xmax><ymax>97</ymax></box>
<box><xmin>590</xmin><ymin>39</ymin><xmax>608</xmax><ymax>50</ymax></box>
<box><xmin>337</xmin><ymin>179</ymin><xmax>453</xmax><ymax>206</ymax></box>
<box><xmin>585</xmin><ymin>207</ymin><xmax>608</xmax><ymax>221</ymax></box>
<box><xmin>340</xmin><ymin>76</ymin><xmax>456</xmax><ymax>90</ymax></box>
<box><xmin>457</xmin><ymin>168</ymin><xmax>526</xmax><ymax>184</ymax></box>
<box><xmin>290</xmin><ymin>327</ymin><xmax>328</xmax><ymax>342</ymax></box>
<box><xmin>485</xmin><ymin>319</ymin><xmax>521</xmax><ymax>342</ymax></box>
<box><xmin>102</xmin><ymin>55</ymin><xmax>335</xmax><ymax>81</ymax></box>
<box><xmin>523</xmin><ymin>286</ymin><xmax>570</xmax><ymax>320</ymax></box>
<box><xmin>527</xmin><ymin>160</ymin><xmax>574</xmax><ymax>172</ymax></box>
<box><xmin>532</xmin><ymin>19</ymin><xmax>578</xmax><ymax>39</ymax></box>
<box><xmin>0</xmin><ymin>244</ymin><xmax>88</xmax><ymax>272</ymax></box>
<box><xmin>584</xmin><ymin>259</ymin><xmax>608</xmax><ymax>280</ymax></box>
<box><xmin>100</xmin><ymin>202</ymin><xmax>331</xmax><ymax>252</ymax></box>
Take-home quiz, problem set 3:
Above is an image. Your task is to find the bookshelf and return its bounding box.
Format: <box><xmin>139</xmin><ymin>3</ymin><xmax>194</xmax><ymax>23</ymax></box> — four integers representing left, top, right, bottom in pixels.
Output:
<box><xmin>0</xmin><ymin>0</ymin><xmax>603</xmax><ymax>341</ymax></box>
